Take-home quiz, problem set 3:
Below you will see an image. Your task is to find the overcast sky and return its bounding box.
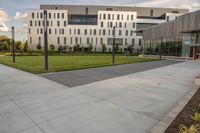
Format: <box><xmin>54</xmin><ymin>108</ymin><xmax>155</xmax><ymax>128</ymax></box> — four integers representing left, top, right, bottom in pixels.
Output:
<box><xmin>0</xmin><ymin>0</ymin><xmax>200</xmax><ymax>41</ymax></box>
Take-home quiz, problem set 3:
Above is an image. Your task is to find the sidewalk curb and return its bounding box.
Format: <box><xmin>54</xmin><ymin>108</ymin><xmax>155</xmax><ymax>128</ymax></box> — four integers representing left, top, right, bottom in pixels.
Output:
<box><xmin>149</xmin><ymin>86</ymin><xmax>199</xmax><ymax>133</ymax></box>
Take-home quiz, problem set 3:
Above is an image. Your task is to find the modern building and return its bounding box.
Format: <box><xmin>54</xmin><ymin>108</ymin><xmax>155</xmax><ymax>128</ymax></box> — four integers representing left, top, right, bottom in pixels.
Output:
<box><xmin>138</xmin><ymin>10</ymin><xmax>200</xmax><ymax>59</ymax></box>
<box><xmin>27</xmin><ymin>5</ymin><xmax>188</xmax><ymax>52</ymax></box>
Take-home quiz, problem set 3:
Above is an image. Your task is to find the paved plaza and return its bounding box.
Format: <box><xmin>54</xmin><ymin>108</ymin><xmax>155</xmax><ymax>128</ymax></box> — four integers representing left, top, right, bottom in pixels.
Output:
<box><xmin>0</xmin><ymin>60</ymin><xmax>200</xmax><ymax>133</ymax></box>
<box><xmin>41</xmin><ymin>60</ymin><xmax>180</xmax><ymax>87</ymax></box>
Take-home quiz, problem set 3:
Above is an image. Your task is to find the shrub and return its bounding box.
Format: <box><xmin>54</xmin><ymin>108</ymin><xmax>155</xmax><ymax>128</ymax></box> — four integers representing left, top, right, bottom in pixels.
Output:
<box><xmin>179</xmin><ymin>124</ymin><xmax>200</xmax><ymax>133</ymax></box>
<box><xmin>191</xmin><ymin>112</ymin><xmax>200</xmax><ymax>122</ymax></box>
<box><xmin>102</xmin><ymin>44</ymin><xmax>106</xmax><ymax>53</ymax></box>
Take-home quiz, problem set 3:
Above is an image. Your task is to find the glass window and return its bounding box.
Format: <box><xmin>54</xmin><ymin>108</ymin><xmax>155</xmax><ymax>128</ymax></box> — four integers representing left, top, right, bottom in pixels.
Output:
<box><xmin>119</xmin><ymin>30</ymin><xmax>122</xmax><ymax>36</ymax></box>
<box><xmin>110</xmin><ymin>22</ymin><xmax>113</xmax><ymax>27</ymax></box>
<box><xmin>49</xmin><ymin>28</ymin><xmax>51</xmax><ymax>34</ymax></box>
<box><xmin>131</xmin><ymin>15</ymin><xmax>133</xmax><ymax>20</ymax></box>
<box><xmin>38</xmin><ymin>21</ymin><xmax>40</xmax><ymax>26</ymax></box>
<box><xmin>30</xmin><ymin>21</ymin><xmax>32</xmax><ymax>26</ymax></box>
<box><xmin>99</xmin><ymin>29</ymin><xmax>101</xmax><ymax>35</ymax></box>
<box><xmin>112</xmin><ymin>14</ymin><xmax>114</xmax><ymax>20</ymax></box>
<box><xmin>87</xmin><ymin>37</ymin><xmax>90</xmax><ymax>44</ymax></box>
<box><xmin>103</xmin><ymin>14</ymin><xmax>106</xmax><ymax>20</ymax></box>
<box><xmin>57</xmin><ymin>13</ymin><xmax>60</xmax><ymax>19</ymax></box>
<box><xmin>127</xmin><ymin>15</ymin><xmax>129</xmax><ymax>20</ymax></box>
<box><xmin>101</xmin><ymin>22</ymin><xmax>104</xmax><ymax>27</ymax></box>
<box><xmin>150</xmin><ymin>10</ymin><xmax>153</xmax><ymax>16</ymax></box>
<box><xmin>124</xmin><ymin>23</ymin><xmax>126</xmax><ymax>28</ymax></box>
<box><xmin>64</xmin><ymin>21</ymin><xmax>67</xmax><ymax>26</ymax></box>
<box><xmin>121</xmin><ymin>15</ymin><xmax>123</xmax><ymax>20</ymax></box>
<box><xmin>84</xmin><ymin>29</ymin><xmax>87</xmax><ymax>35</ymax></box>
<box><xmin>126</xmin><ymin>30</ymin><xmax>128</xmax><ymax>36</ymax></box>
<box><xmin>32</xmin><ymin>13</ymin><xmax>34</xmax><ymax>19</ymax></box>
<box><xmin>62</xmin><ymin>13</ymin><xmax>64</xmax><ymax>19</ymax></box>
<box><xmin>119</xmin><ymin>22</ymin><xmax>122</xmax><ymax>28</ymax></box>
<box><xmin>117</xmin><ymin>14</ymin><xmax>120</xmax><ymax>20</ymax></box>
<box><xmin>133</xmin><ymin>23</ymin><xmax>135</xmax><ymax>28</ymax></box>
<box><xmin>62</xmin><ymin>29</ymin><xmax>64</xmax><ymax>34</ymax></box>
<box><xmin>94</xmin><ymin>29</ymin><xmax>96</xmax><ymax>35</ymax></box>
<box><xmin>57</xmin><ymin>21</ymin><xmax>60</xmax><ymax>26</ymax></box>
<box><xmin>139</xmin><ymin>39</ymin><xmax>142</xmax><ymax>46</ymax></box>
<box><xmin>75</xmin><ymin>37</ymin><xmax>78</xmax><ymax>44</ymax></box>
<box><xmin>49</xmin><ymin>13</ymin><xmax>51</xmax><ymax>19</ymax></box>
<box><xmin>78</xmin><ymin>29</ymin><xmax>80</xmax><ymax>35</ymax></box>
<box><xmin>103</xmin><ymin>29</ymin><xmax>106</xmax><ymax>35</ymax></box>
<box><xmin>40</xmin><ymin>28</ymin><xmax>43</xmax><ymax>34</ymax></box>
<box><xmin>108</xmin><ymin>14</ymin><xmax>111</xmax><ymax>20</ymax></box>
<box><xmin>64</xmin><ymin>37</ymin><xmax>66</xmax><ymax>44</ymax></box>
<box><xmin>40</xmin><ymin>13</ymin><xmax>43</xmax><ymax>18</ymax></box>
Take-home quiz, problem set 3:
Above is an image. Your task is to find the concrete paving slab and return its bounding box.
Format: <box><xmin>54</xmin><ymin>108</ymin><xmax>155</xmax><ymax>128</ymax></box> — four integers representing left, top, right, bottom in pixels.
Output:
<box><xmin>0</xmin><ymin>60</ymin><xmax>199</xmax><ymax>133</ymax></box>
<box><xmin>0</xmin><ymin>97</ymin><xmax>35</xmax><ymax>133</ymax></box>
<box><xmin>40</xmin><ymin>101</ymin><xmax>158</xmax><ymax>133</ymax></box>
<box><xmin>21</xmin><ymin>93</ymin><xmax>101</xmax><ymax>124</ymax></box>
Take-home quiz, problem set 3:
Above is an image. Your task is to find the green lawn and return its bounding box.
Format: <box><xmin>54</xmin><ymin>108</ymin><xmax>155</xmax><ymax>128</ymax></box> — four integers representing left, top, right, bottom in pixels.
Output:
<box><xmin>0</xmin><ymin>55</ymin><xmax>159</xmax><ymax>74</ymax></box>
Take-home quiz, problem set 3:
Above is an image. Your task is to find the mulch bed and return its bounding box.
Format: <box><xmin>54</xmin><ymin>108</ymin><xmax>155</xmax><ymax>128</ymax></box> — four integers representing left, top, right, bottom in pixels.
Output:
<box><xmin>165</xmin><ymin>88</ymin><xmax>200</xmax><ymax>133</ymax></box>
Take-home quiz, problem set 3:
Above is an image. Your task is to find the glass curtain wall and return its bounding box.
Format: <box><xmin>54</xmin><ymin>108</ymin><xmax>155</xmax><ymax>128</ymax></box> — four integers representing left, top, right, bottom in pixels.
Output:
<box><xmin>143</xmin><ymin>36</ymin><xmax>182</xmax><ymax>56</ymax></box>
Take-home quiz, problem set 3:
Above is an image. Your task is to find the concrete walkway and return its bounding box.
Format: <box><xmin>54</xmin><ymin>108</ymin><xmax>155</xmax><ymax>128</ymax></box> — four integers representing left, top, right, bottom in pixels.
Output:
<box><xmin>0</xmin><ymin>60</ymin><xmax>199</xmax><ymax>133</ymax></box>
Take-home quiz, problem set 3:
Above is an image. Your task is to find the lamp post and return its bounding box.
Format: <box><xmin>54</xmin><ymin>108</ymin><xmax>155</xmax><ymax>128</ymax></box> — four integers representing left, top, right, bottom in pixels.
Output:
<box><xmin>44</xmin><ymin>10</ymin><xmax>48</xmax><ymax>70</ymax></box>
<box><xmin>112</xmin><ymin>26</ymin><xmax>116</xmax><ymax>64</ymax></box>
<box><xmin>160</xmin><ymin>37</ymin><xmax>163</xmax><ymax>60</ymax></box>
<box><xmin>11</xmin><ymin>26</ymin><xmax>15</xmax><ymax>63</ymax></box>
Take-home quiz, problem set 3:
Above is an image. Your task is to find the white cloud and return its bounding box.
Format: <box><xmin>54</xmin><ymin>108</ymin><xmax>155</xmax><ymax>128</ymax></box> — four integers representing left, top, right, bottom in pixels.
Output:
<box><xmin>0</xmin><ymin>9</ymin><xmax>9</xmax><ymax>31</ymax></box>
<box><xmin>14</xmin><ymin>12</ymin><xmax>27</xmax><ymax>22</ymax></box>
<box><xmin>128</xmin><ymin>0</ymin><xmax>200</xmax><ymax>12</ymax></box>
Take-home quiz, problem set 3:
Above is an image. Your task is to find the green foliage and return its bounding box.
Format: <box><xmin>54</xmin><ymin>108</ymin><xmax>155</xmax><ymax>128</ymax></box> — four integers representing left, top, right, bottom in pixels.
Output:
<box><xmin>36</xmin><ymin>44</ymin><xmax>42</xmax><ymax>50</ymax></box>
<box><xmin>115</xmin><ymin>45</ymin><xmax>119</xmax><ymax>52</ymax></box>
<box><xmin>2</xmin><ymin>41</ymin><xmax>9</xmax><ymax>51</ymax></box>
<box><xmin>191</xmin><ymin>112</ymin><xmax>200</xmax><ymax>122</ymax></box>
<box><xmin>49</xmin><ymin>44</ymin><xmax>55</xmax><ymax>52</ymax></box>
<box><xmin>88</xmin><ymin>44</ymin><xmax>93</xmax><ymax>52</ymax></box>
<box><xmin>102</xmin><ymin>44</ymin><xmax>106</xmax><ymax>53</ymax></box>
<box><xmin>24</xmin><ymin>41</ymin><xmax>28</xmax><ymax>52</ymax></box>
<box><xmin>127</xmin><ymin>45</ymin><xmax>134</xmax><ymax>54</ymax></box>
<box><xmin>179</xmin><ymin>124</ymin><xmax>200</xmax><ymax>133</ymax></box>
<box><xmin>57</xmin><ymin>45</ymin><xmax>64</xmax><ymax>53</ymax></box>
<box><xmin>73</xmin><ymin>44</ymin><xmax>80</xmax><ymax>52</ymax></box>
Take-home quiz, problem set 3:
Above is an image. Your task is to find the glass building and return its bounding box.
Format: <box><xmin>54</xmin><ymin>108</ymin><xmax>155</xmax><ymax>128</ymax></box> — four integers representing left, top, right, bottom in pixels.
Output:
<box><xmin>139</xmin><ymin>10</ymin><xmax>200</xmax><ymax>59</ymax></box>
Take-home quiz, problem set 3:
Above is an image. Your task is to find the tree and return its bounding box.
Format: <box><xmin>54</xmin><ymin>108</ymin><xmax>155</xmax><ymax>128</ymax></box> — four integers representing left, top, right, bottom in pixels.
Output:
<box><xmin>73</xmin><ymin>44</ymin><xmax>80</xmax><ymax>52</ymax></box>
<box><xmin>23</xmin><ymin>41</ymin><xmax>28</xmax><ymax>52</ymax></box>
<box><xmin>102</xmin><ymin>44</ymin><xmax>106</xmax><ymax>53</ymax></box>
<box><xmin>57</xmin><ymin>45</ymin><xmax>64</xmax><ymax>53</ymax></box>
<box><xmin>63</xmin><ymin>44</ymin><xmax>69</xmax><ymax>53</ymax></box>
<box><xmin>15</xmin><ymin>41</ymin><xmax>22</xmax><ymax>51</ymax></box>
<box><xmin>49</xmin><ymin>44</ymin><xmax>55</xmax><ymax>54</ymax></box>
<box><xmin>115</xmin><ymin>45</ymin><xmax>119</xmax><ymax>52</ymax></box>
<box><xmin>88</xmin><ymin>44</ymin><xmax>93</xmax><ymax>52</ymax></box>
<box><xmin>36</xmin><ymin>44</ymin><xmax>42</xmax><ymax>50</ymax></box>
<box><xmin>0</xmin><ymin>36</ymin><xmax>11</xmax><ymax>52</ymax></box>
<box><xmin>127</xmin><ymin>45</ymin><xmax>134</xmax><ymax>54</ymax></box>
<box><xmin>19</xmin><ymin>43</ymin><xmax>25</xmax><ymax>54</ymax></box>
<box><xmin>2</xmin><ymin>41</ymin><xmax>9</xmax><ymax>51</ymax></box>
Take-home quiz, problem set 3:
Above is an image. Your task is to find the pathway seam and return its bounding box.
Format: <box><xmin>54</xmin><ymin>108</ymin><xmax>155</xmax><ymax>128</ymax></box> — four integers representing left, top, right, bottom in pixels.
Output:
<box><xmin>0</xmin><ymin>88</ymin><xmax>46</xmax><ymax>133</ymax></box>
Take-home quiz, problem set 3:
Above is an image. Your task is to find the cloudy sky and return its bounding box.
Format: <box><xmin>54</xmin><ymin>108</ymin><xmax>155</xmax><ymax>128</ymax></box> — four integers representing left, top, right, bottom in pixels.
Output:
<box><xmin>0</xmin><ymin>0</ymin><xmax>200</xmax><ymax>41</ymax></box>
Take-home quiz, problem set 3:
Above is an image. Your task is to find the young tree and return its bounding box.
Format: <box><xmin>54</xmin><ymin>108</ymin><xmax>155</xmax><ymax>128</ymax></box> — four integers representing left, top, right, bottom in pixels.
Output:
<box><xmin>102</xmin><ymin>44</ymin><xmax>106</xmax><ymax>53</ymax></box>
<box><xmin>49</xmin><ymin>44</ymin><xmax>55</xmax><ymax>54</ymax></box>
<box><xmin>63</xmin><ymin>44</ymin><xmax>69</xmax><ymax>53</ymax></box>
<box><xmin>36</xmin><ymin>44</ymin><xmax>42</xmax><ymax>50</ymax></box>
<box><xmin>19</xmin><ymin>43</ymin><xmax>25</xmax><ymax>54</ymax></box>
<box><xmin>2</xmin><ymin>41</ymin><xmax>9</xmax><ymax>52</ymax></box>
<box><xmin>127</xmin><ymin>45</ymin><xmax>134</xmax><ymax>54</ymax></box>
<box><xmin>57</xmin><ymin>45</ymin><xmax>64</xmax><ymax>53</ymax></box>
<box><xmin>23</xmin><ymin>41</ymin><xmax>28</xmax><ymax>52</ymax></box>
<box><xmin>88</xmin><ymin>44</ymin><xmax>93</xmax><ymax>52</ymax></box>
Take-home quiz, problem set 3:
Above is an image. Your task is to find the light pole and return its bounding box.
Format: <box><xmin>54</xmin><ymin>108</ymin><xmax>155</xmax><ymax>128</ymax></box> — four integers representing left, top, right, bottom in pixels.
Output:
<box><xmin>159</xmin><ymin>37</ymin><xmax>163</xmax><ymax>60</ymax></box>
<box><xmin>44</xmin><ymin>10</ymin><xmax>48</xmax><ymax>70</ymax></box>
<box><xmin>11</xmin><ymin>26</ymin><xmax>15</xmax><ymax>63</ymax></box>
<box><xmin>112</xmin><ymin>26</ymin><xmax>116</xmax><ymax>64</ymax></box>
